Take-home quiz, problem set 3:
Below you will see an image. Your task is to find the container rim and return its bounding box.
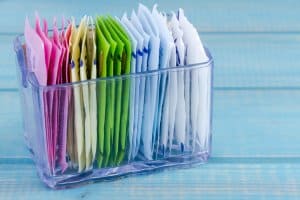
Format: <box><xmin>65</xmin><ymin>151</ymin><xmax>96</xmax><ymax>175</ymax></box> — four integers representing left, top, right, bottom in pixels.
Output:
<box><xmin>14</xmin><ymin>33</ymin><xmax>213</xmax><ymax>90</ymax></box>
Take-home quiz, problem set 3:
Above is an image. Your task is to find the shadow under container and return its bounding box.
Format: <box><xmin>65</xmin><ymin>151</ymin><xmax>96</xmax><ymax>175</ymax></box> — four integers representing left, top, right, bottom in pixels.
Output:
<box><xmin>14</xmin><ymin>34</ymin><xmax>214</xmax><ymax>189</ymax></box>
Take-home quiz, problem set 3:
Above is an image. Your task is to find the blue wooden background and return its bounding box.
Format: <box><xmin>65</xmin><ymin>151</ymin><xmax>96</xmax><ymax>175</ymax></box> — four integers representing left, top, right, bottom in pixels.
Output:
<box><xmin>1</xmin><ymin>0</ymin><xmax>300</xmax><ymax>199</ymax></box>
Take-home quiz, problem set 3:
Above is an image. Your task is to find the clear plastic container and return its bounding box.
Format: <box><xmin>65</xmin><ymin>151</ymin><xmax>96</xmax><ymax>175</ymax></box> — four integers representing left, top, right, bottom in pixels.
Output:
<box><xmin>14</xmin><ymin>34</ymin><xmax>213</xmax><ymax>189</ymax></box>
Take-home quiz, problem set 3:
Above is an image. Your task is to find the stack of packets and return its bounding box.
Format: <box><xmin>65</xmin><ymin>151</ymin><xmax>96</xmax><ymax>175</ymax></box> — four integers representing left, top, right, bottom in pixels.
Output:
<box><xmin>24</xmin><ymin>4</ymin><xmax>209</xmax><ymax>174</ymax></box>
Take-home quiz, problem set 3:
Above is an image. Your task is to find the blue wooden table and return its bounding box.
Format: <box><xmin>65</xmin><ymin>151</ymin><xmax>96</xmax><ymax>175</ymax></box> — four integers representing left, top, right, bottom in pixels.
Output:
<box><xmin>1</xmin><ymin>0</ymin><xmax>300</xmax><ymax>199</ymax></box>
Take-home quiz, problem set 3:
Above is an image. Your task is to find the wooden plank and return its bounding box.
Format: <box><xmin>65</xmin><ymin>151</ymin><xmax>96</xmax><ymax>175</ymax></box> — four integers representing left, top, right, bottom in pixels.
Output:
<box><xmin>0</xmin><ymin>91</ymin><xmax>27</xmax><ymax>159</ymax></box>
<box><xmin>2</xmin><ymin>0</ymin><xmax>300</xmax><ymax>198</ymax></box>
<box><xmin>213</xmin><ymin>89</ymin><xmax>300</xmax><ymax>157</ymax></box>
<box><xmin>3</xmin><ymin>33</ymin><xmax>300</xmax><ymax>89</ymax></box>
<box><xmin>202</xmin><ymin>32</ymin><xmax>300</xmax><ymax>88</ymax></box>
<box><xmin>0</xmin><ymin>35</ymin><xmax>18</xmax><ymax>89</ymax></box>
<box><xmin>1</xmin><ymin>89</ymin><xmax>300</xmax><ymax>159</ymax></box>
<box><xmin>1</xmin><ymin>0</ymin><xmax>300</xmax><ymax>34</ymax></box>
<box><xmin>0</xmin><ymin>160</ymin><xmax>300</xmax><ymax>199</ymax></box>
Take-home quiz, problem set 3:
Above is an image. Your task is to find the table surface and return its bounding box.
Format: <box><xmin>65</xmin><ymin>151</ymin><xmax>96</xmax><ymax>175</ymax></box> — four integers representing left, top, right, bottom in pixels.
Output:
<box><xmin>1</xmin><ymin>0</ymin><xmax>300</xmax><ymax>199</ymax></box>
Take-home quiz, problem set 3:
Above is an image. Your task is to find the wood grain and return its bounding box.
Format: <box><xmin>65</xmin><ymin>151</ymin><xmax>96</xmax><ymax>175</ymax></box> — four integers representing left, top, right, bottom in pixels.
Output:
<box><xmin>1</xmin><ymin>161</ymin><xmax>300</xmax><ymax>199</ymax></box>
<box><xmin>1</xmin><ymin>0</ymin><xmax>300</xmax><ymax>33</ymax></box>
<box><xmin>1</xmin><ymin>0</ymin><xmax>300</xmax><ymax>198</ymax></box>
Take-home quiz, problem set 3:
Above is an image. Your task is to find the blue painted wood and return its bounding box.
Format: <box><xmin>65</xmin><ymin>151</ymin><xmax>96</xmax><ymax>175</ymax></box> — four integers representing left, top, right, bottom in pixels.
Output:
<box><xmin>1</xmin><ymin>160</ymin><xmax>300</xmax><ymax>199</ymax></box>
<box><xmin>0</xmin><ymin>35</ymin><xmax>18</xmax><ymax>89</ymax></box>
<box><xmin>1</xmin><ymin>0</ymin><xmax>300</xmax><ymax>33</ymax></box>
<box><xmin>0</xmin><ymin>0</ymin><xmax>300</xmax><ymax>198</ymax></box>
<box><xmin>213</xmin><ymin>89</ymin><xmax>300</xmax><ymax>157</ymax></box>
<box><xmin>0</xmin><ymin>91</ymin><xmax>27</xmax><ymax>159</ymax></box>
<box><xmin>202</xmin><ymin>33</ymin><xmax>300</xmax><ymax>88</ymax></box>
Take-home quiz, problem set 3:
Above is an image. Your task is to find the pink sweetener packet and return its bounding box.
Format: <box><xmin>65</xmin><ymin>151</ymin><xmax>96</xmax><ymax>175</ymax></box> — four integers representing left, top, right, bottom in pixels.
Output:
<box><xmin>34</xmin><ymin>15</ymin><xmax>55</xmax><ymax>172</ymax></box>
<box><xmin>42</xmin><ymin>92</ymin><xmax>53</xmax><ymax>172</ymax></box>
<box><xmin>35</xmin><ymin>13</ymin><xmax>52</xmax><ymax>70</ymax></box>
<box><xmin>43</xmin><ymin>19</ymin><xmax>48</xmax><ymax>36</ymax></box>
<box><xmin>43</xmin><ymin>18</ymin><xmax>62</xmax><ymax>172</ymax></box>
<box><xmin>24</xmin><ymin>17</ymin><xmax>47</xmax><ymax>85</ymax></box>
<box><xmin>50</xmin><ymin>19</ymin><xmax>65</xmax><ymax>172</ymax></box>
<box><xmin>24</xmin><ymin>17</ymin><xmax>52</xmax><ymax>173</ymax></box>
<box><xmin>48</xmin><ymin>32</ymin><xmax>61</xmax><ymax>84</ymax></box>
<box><xmin>56</xmin><ymin>18</ymin><xmax>70</xmax><ymax>172</ymax></box>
